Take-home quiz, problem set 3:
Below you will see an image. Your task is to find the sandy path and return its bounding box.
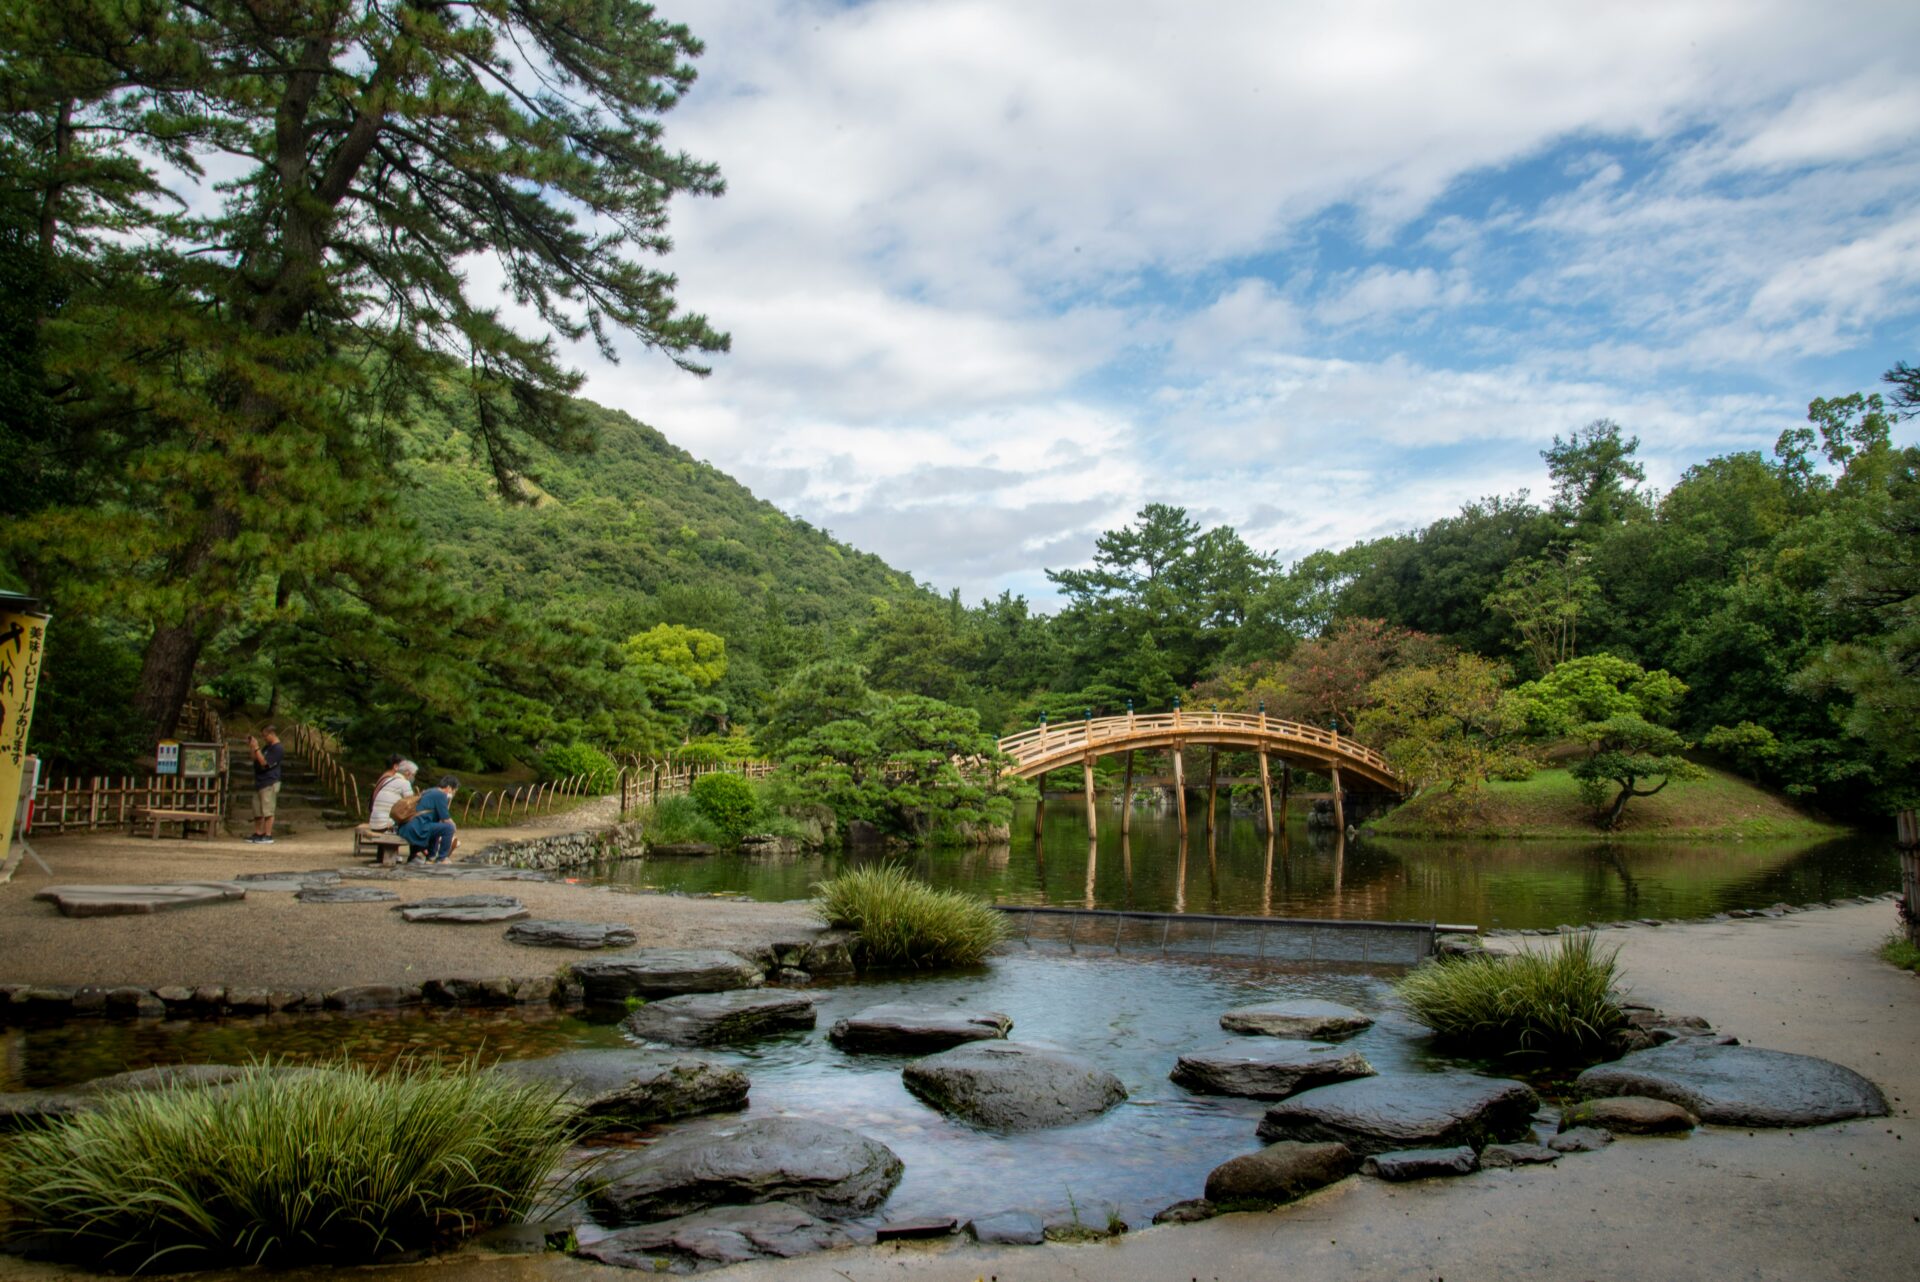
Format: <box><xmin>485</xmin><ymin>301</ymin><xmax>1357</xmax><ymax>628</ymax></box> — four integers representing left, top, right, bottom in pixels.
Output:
<box><xmin>0</xmin><ymin>827</ymin><xmax>818</xmax><ymax>992</ymax></box>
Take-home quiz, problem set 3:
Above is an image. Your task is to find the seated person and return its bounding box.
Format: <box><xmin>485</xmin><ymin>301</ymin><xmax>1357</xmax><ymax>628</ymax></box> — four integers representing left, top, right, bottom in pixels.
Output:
<box><xmin>396</xmin><ymin>775</ymin><xmax>460</xmax><ymax>863</ymax></box>
<box><xmin>368</xmin><ymin>759</ymin><xmax>418</xmax><ymax>832</ymax></box>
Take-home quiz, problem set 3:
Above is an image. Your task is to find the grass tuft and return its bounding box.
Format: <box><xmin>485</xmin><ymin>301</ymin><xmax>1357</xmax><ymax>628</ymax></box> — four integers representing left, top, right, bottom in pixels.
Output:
<box><xmin>0</xmin><ymin>1059</ymin><xmax>576</xmax><ymax>1270</ymax></box>
<box><xmin>1880</xmin><ymin>932</ymin><xmax>1920</xmax><ymax>973</ymax></box>
<box><xmin>642</xmin><ymin>794</ymin><xmax>725</xmax><ymax>847</ymax></box>
<box><xmin>815</xmin><ymin>864</ymin><xmax>1007</xmax><ymax>968</ymax></box>
<box><xmin>1396</xmin><ymin>932</ymin><xmax>1628</xmax><ymax>1061</ymax></box>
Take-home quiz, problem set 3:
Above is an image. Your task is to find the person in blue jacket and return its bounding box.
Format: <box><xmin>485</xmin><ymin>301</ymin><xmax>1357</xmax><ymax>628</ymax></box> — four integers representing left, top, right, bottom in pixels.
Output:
<box><xmin>398</xmin><ymin>775</ymin><xmax>460</xmax><ymax>863</ymax></box>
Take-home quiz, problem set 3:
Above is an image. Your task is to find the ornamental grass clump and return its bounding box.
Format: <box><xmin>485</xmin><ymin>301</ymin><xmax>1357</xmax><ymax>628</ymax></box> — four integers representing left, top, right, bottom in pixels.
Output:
<box><xmin>815</xmin><ymin>864</ymin><xmax>1007</xmax><ymax>968</ymax></box>
<box><xmin>0</xmin><ymin>1059</ymin><xmax>575</xmax><ymax>1270</ymax></box>
<box><xmin>1395</xmin><ymin>932</ymin><xmax>1627</xmax><ymax>1061</ymax></box>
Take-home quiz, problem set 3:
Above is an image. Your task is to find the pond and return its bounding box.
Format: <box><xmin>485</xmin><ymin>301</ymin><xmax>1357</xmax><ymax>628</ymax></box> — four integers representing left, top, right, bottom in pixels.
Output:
<box><xmin>587</xmin><ymin>801</ymin><xmax>1899</xmax><ymax>930</ymax></box>
<box><xmin>1</xmin><ymin>953</ymin><xmax>1475</xmax><ymax>1230</ymax></box>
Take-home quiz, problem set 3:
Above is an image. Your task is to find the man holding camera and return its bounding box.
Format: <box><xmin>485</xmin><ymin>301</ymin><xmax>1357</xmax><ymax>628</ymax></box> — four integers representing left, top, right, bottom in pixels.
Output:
<box><xmin>247</xmin><ymin>726</ymin><xmax>284</xmax><ymax>845</ymax></box>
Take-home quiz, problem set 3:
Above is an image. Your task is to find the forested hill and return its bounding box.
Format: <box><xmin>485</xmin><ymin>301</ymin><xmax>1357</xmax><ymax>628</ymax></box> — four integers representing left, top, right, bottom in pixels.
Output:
<box><xmin>408</xmin><ymin>397</ymin><xmax>919</xmax><ymax>631</ymax></box>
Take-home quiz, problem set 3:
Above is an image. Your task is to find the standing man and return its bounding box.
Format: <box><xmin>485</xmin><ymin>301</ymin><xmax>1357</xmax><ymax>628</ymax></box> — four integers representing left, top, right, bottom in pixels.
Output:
<box><xmin>247</xmin><ymin>726</ymin><xmax>284</xmax><ymax>845</ymax></box>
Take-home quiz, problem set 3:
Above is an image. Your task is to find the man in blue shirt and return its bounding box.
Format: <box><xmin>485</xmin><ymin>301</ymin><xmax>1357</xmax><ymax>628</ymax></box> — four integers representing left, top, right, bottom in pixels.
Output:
<box><xmin>247</xmin><ymin>726</ymin><xmax>284</xmax><ymax>845</ymax></box>
<box><xmin>397</xmin><ymin>775</ymin><xmax>460</xmax><ymax>863</ymax></box>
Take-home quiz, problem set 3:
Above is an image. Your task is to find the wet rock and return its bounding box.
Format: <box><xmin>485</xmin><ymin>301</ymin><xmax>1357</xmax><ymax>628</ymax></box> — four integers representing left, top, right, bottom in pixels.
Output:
<box><xmin>828</xmin><ymin>1003</ymin><xmax>1012</xmax><ymax>1053</ymax></box>
<box><xmin>230</xmin><ymin>870</ymin><xmax>341</xmax><ymax>892</ymax></box>
<box><xmin>1203</xmin><ymin>1140</ymin><xmax>1358</xmax><ymax>1204</ymax></box>
<box><xmin>1256</xmin><ymin>1073</ymin><xmax>1538</xmax><ymax>1155</ymax></box>
<box><xmin>902</xmin><ymin>1042</ymin><xmax>1127</xmax><ymax>1132</ymax></box>
<box><xmin>592</xmin><ymin>1117</ymin><xmax>903</xmax><ymax>1223</ymax></box>
<box><xmin>875</xmin><ymin>1217</ymin><xmax>957</xmax><ymax>1242</ymax></box>
<box><xmin>35</xmin><ymin>882</ymin><xmax>247</xmax><ymax>916</ymax></box>
<box><xmin>576</xmin><ymin>1201</ymin><xmax>875</xmax><ymax>1271</ymax></box>
<box><xmin>1573</xmin><ymin>1042</ymin><xmax>1888</xmax><ymax>1127</ymax></box>
<box><xmin>395</xmin><ymin>894</ymin><xmax>529</xmax><ymax>923</ymax></box>
<box><xmin>1561</xmin><ymin>1095</ymin><xmax>1697</xmax><ymax>1134</ymax></box>
<box><xmin>421</xmin><ymin>977</ymin><xmax>522</xmax><ymax>1006</ymax></box>
<box><xmin>1151</xmin><ymin>1199</ymin><xmax>1219</xmax><ymax>1226</ymax></box>
<box><xmin>1170</xmin><ymin>1039</ymin><xmax>1375</xmax><ymax>1100</ymax></box>
<box><xmin>324</xmin><ymin>983</ymin><xmax>420</xmax><ymax>1010</ymax></box>
<box><xmin>969</xmin><ymin>1209</ymin><xmax>1048</xmax><ymax>1243</ymax></box>
<box><xmin>1361</xmin><ymin>1146</ymin><xmax>1479</xmax><ymax>1180</ymax></box>
<box><xmin>623</xmin><ymin>990</ymin><xmax>817</xmax><ymax>1046</ymax></box>
<box><xmin>573</xmin><ymin>949</ymin><xmax>763</xmax><ymax>1003</ymax></box>
<box><xmin>1479</xmin><ymin>1142</ymin><xmax>1561</xmax><ymax>1168</ymax></box>
<box><xmin>505</xmin><ymin>920</ymin><xmax>637</xmax><ymax>950</ymax></box>
<box><xmin>0</xmin><ymin>1064</ymin><xmax>252</xmax><ymax>1132</ymax></box>
<box><xmin>103</xmin><ymin>987</ymin><xmax>165</xmax><ymax>1018</ymax></box>
<box><xmin>495</xmin><ymin>1049</ymin><xmax>748</xmax><ymax>1126</ymax></box>
<box><xmin>297</xmin><ymin>885</ymin><xmax>400</xmax><ymax>904</ymax></box>
<box><xmin>1219</xmin><ymin>999</ymin><xmax>1374</xmax><ymax>1040</ymax></box>
<box><xmin>1549</xmin><ymin>1126</ymin><xmax>1614</xmax><ymax>1153</ymax></box>
<box><xmin>648</xmin><ymin>842</ymin><xmax>719</xmax><ymax>858</ymax></box>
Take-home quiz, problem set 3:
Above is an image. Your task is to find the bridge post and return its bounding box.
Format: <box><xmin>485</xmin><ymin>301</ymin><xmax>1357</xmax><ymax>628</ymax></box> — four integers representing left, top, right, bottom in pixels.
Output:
<box><xmin>1034</xmin><ymin>793</ymin><xmax>1045</xmax><ymax>840</ymax></box>
<box><xmin>1082</xmin><ymin>756</ymin><xmax>1098</xmax><ymax>840</ymax></box>
<box><xmin>1205</xmin><ymin>748</ymin><xmax>1218</xmax><ymax>835</ymax></box>
<box><xmin>1258</xmin><ymin>750</ymin><xmax>1274</xmax><ymax>835</ymax></box>
<box><xmin>1278</xmin><ymin>757</ymin><xmax>1291</xmax><ymax>822</ymax></box>
<box><xmin>1121</xmin><ymin>750</ymin><xmax>1134</xmax><ymax>836</ymax></box>
<box><xmin>1330</xmin><ymin>764</ymin><xmax>1345</xmax><ymax>833</ymax></box>
<box><xmin>1171</xmin><ymin>745</ymin><xmax>1188</xmax><ymax>834</ymax></box>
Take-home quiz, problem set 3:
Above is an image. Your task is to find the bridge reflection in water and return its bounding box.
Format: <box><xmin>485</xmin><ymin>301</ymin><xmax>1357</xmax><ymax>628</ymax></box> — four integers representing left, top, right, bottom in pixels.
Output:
<box><xmin>997</xmin><ymin>709</ymin><xmax>1403</xmax><ymax>839</ymax></box>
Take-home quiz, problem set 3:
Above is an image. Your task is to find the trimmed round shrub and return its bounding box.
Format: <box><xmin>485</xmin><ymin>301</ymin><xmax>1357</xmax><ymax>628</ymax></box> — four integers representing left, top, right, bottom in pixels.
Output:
<box><xmin>538</xmin><ymin>740</ymin><xmax>617</xmax><ymax>791</ymax></box>
<box><xmin>1395</xmin><ymin>932</ymin><xmax>1627</xmax><ymax>1061</ymax></box>
<box><xmin>815</xmin><ymin>864</ymin><xmax>1007</xmax><ymax>969</ymax></box>
<box><xmin>0</xmin><ymin>1059</ymin><xmax>575</xmax><ymax>1269</ymax></box>
<box><xmin>690</xmin><ymin>771</ymin><xmax>759</xmax><ymax>843</ymax></box>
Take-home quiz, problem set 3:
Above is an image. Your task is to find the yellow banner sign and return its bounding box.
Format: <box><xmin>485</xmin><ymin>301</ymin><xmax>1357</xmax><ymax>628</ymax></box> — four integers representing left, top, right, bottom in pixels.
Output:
<box><xmin>0</xmin><ymin>604</ymin><xmax>51</xmax><ymax>868</ymax></box>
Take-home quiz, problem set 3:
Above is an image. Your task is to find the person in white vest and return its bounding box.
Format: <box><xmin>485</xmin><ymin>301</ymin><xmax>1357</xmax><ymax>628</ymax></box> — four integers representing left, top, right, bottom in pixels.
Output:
<box><xmin>368</xmin><ymin>760</ymin><xmax>418</xmax><ymax>832</ymax></box>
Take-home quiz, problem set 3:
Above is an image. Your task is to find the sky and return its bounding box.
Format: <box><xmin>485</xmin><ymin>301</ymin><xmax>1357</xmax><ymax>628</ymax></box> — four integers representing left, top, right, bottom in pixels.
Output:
<box><xmin>548</xmin><ymin>0</ymin><xmax>1920</xmax><ymax>606</ymax></box>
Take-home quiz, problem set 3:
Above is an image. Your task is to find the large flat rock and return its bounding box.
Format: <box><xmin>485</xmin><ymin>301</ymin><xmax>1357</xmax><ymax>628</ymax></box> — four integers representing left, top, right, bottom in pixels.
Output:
<box><xmin>574</xmin><ymin>949</ymin><xmax>763</xmax><ymax>1002</ymax></box>
<box><xmin>592</xmin><ymin>1117</ymin><xmax>903</xmax><ymax>1223</ymax></box>
<box><xmin>33</xmin><ymin>883</ymin><xmax>246</xmax><ymax>917</ymax></box>
<box><xmin>495</xmin><ymin>1049</ymin><xmax>747</xmax><ymax>1126</ymax></box>
<box><xmin>828</xmin><ymin>1003</ymin><xmax>1012</xmax><ymax>1053</ymax></box>
<box><xmin>1573</xmin><ymin>1042</ymin><xmax>1888</xmax><ymax>1127</ymax></box>
<box><xmin>394</xmin><ymin>894</ymin><xmax>529</xmax><ymax>923</ymax></box>
<box><xmin>576</xmin><ymin>1201</ymin><xmax>876</xmax><ymax>1271</ymax></box>
<box><xmin>1257</xmin><ymin>1073</ymin><xmax>1538</xmax><ymax>1155</ymax></box>
<box><xmin>1171</xmin><ymin>1039</ymin><xmax>1376</xmax><ymax>1100</ymax></box>
<box><xmin>297</xmin><ymin>884</ymin><xmax>399</xmax><ymax>904</ymax></box>
<box><xmin>902</xmin><ymin>1041</ymin><xmax>1127</xmax><ymax>1132</ymax></box>
<box><xmin>505</xmin><ymin>920</ymin><xmax>637</xmax><ymax>950</ymax></box>
<box><xmin>623</xmin><ymin>990</ymin><xmax>817</xmax><ymax>1046</ymax></box>
<box><xmin>1219</xmin><ymin>999</ymin><xmax>1374</xmax><ymax>1039</ymax></box>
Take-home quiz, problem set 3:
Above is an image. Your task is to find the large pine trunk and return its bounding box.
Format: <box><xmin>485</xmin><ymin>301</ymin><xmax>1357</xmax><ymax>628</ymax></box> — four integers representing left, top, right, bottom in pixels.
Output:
<box><xmin>133</xmin><ymin>620</ymin><xmax>206</xmax><ymax>745</ymax></box>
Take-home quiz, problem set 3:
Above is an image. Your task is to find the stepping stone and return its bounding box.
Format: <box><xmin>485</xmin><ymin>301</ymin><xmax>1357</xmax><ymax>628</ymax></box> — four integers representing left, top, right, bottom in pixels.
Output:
<box><xmin>0</xmin><ymin>1064</ymin><xmax>254</xmax><ymax>1132</ymax></box>
<box><xmin>592</xmin><ymin>1117</ymin><xmax>903</xmax><ymax>1223</ymax></box>
<box><xmin>576</xmin><ymin>1201</ymin><xmax>876</xmax><ymax>1270</ymax></box>
<box><xmin>902</xmin><ymin>1042</ymin><xmax>1127</xmax><ymax>1132</ymax></box>
<box><xmin>1361</xmin><ymin>1146</ymin><xmax>1479</xmax><ymax>1180</ymax></box>
<box><xmin>1203</xmin><ymin>1140</ymin><xmax>1357</xmax><ymax>1205</ymax></box>
<box><xmin>231</xmin><ymin>870</ymin><xmax>340</xmax><ymax>892</ymax></box>
<box><xmin>494</xmin><ymin>1049</ymin><xmax>747</xmax><ymax>1126</ymax></box>
<box><xmin>1561</xmin><ymin>1095</ymin><xmax>1696</xmax><ymax>1134</ymax></box>
<box><xmin>1219</xmin><ymin>999</ymin><xmax>1374</xmax><ymax>1039</ymax></box>
<box><xmin>969</xmin><ymin>1210</ymin><xmax>1047</xmax><ymax>1244</ymax></box>
<box><xmin>1549</xmin><ymin>1126</ymin><xmax>1613</xmax><ymax>1153</ymax></box>
<box><xmin>574</xmin><ymin>949</ymin><xmax>764</xmax><ymax>1002</ymax></box>
<box><xmin>34</xmin><ymin>883</ymin><xmax>246</xmax><ymax>917</ymax></box>
<box><xmin>1170</xmin><ymin>1039</ymin><xmax>1375</xmax><ymax>1100</ymax></box>
<box><xmin>1573</xmin><ymin>1042</ymin><xmax>1888</xmax><ymax>1127</ymax></box>
<box><xmin>623</xmin><ymin>990</ymin><xmax>817</xmax><ymax>1046</ymax></box>
<box><xmin>505</xmin><ymin>920</ymin><xmax>637</xmax><ymax>950</ymax></box>
<box><xmin>1479</xmin><ymin>1142</ymin><xmax>1561</xmax><ymax>1168</ymax></box>
<box><xmin>828</xmin><ymin>1003</ymin><xmax>1012</xmax><ymax>1053</ymax></box>
<box><xmin>1151</xmin><ymin>1199</ymin><xmax>1219</xmax><ymax>1226</ymax></box>
<box><xmin>394</xmin><ymin>894</ymin><xmax>529</xmax><ymax>923</ymax></box>
<box><xmin>297</xmin><ymin>885</ymin><xmax>399</xmax><ymax>904</ymax></box>
<box><xmin>1257</xmin><ymin>1073</ymin><xmax>1538</xmax><ymax>1155</ymax></box>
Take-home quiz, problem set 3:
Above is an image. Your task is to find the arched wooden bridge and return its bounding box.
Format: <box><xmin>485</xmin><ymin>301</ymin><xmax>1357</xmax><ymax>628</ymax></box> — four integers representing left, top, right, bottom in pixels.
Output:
<box><xmin>996</xmin><ymin>710</ymin><xmax>1403</xmax><ymax>839</ymax></box>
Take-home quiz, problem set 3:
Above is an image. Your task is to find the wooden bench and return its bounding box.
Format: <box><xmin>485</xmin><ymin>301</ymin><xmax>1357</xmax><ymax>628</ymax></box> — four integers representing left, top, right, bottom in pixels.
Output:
<box><xmin>132</xmin><ymin>807</ymin><xmax>222</xmax><ymax>841</ymax></box>
<box><xmin>353</xmin><ymin>825</ymin><xmax>412</xmax><ymax>865</ymax></box>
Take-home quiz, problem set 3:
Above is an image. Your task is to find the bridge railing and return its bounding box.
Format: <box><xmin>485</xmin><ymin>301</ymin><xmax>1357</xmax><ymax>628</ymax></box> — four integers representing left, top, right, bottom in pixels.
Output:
<box><xmin>997</xmin><ymin>711</ymin><xmax>1395</xmax><ymax>779</ymax></box>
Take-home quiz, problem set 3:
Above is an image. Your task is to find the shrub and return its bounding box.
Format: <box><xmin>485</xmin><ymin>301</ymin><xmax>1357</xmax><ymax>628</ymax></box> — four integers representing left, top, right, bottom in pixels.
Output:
<box><xmin>691</xmin><ymin>772</ymin><xmax>758</xmax><ymax>843</ymax></box>
<box><xmin>643</xmin><ymin>794</ymin><xmax>723</xmax><ymax>847</ymax></box>
<box><xmin>538</xmin><ymin>741</ymin><xmax>618</xmax><ymax>791</ymax></box>
<box><xmin>0</xmin><ymin>1059</ymin><xmax>575</xmax><ymax>1269</ymax></box>
<box><xmin>815</xmin><ymin>864</ymin><xmax>1007</xmax><ymax>968</ymax></box>
<box><xmin>1395</xmin><ymin>932</ymin><xmax>1627</xmax><ymax>1061</ymax></box>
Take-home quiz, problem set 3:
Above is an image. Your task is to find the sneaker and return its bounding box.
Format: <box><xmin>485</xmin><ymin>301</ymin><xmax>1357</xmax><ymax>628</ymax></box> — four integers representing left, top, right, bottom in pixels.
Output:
<box><xmin>256</xmin><ymin>836</ymin><xmax>274</xmax><ymax>845</ymax></box>
<box><xmin>244</xmin><ymin>835</ymin><xmax>262</xmax><ymax>844</ymax></box>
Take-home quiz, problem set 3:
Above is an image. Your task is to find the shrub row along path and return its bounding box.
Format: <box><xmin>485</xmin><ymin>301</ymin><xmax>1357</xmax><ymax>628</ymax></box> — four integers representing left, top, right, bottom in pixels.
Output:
<box><xmin>0</xmin><ymin>824</ymin><xmax>817</xmax><ymax>992</ymax></box>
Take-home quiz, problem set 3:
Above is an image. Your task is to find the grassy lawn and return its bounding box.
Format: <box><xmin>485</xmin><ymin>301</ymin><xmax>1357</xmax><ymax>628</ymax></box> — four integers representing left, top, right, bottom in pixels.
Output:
<box><xmin>1368</xmin><ymin>765</ymin><xmax>1850</xmax><ymax>841</ymax></box>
